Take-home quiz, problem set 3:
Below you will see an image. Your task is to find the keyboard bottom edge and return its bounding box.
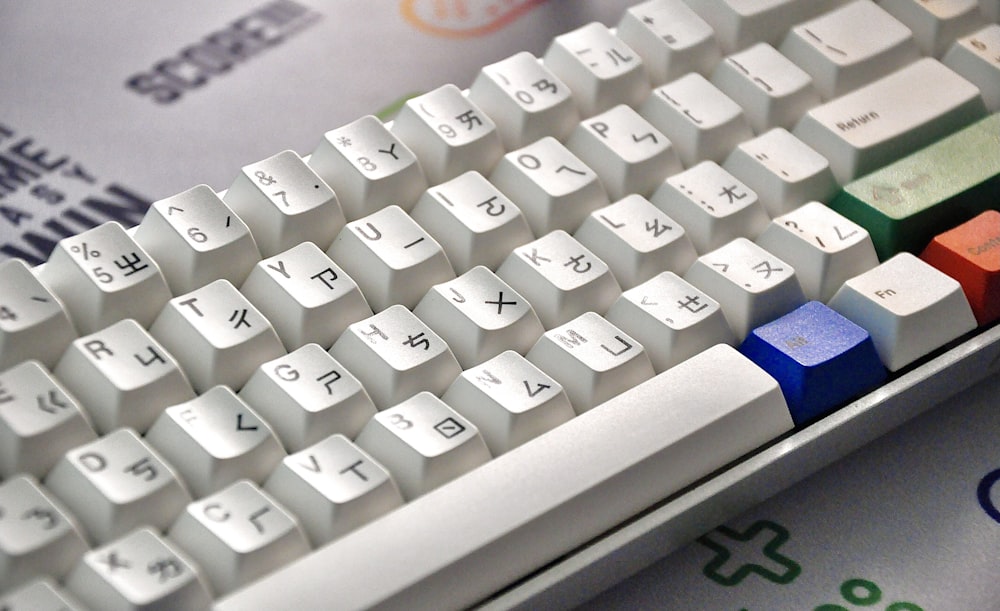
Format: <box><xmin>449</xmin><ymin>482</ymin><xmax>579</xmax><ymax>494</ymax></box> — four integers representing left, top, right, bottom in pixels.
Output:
<box><xmin>479</xmin><ymin>323</ymin><xmax>1000</xmax><ymax>610</ymax></box>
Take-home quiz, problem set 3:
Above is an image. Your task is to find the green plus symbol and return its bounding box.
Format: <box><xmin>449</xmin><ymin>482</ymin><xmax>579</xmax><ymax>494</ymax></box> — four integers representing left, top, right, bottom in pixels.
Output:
<box><xmin>696</xmin><ymin>519</ymin><xmax>801</xmax><ymax>587</ymax></box>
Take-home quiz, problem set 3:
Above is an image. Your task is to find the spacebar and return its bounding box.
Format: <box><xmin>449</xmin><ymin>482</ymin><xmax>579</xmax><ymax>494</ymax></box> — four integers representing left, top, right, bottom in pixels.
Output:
<box><xmin>214</xmin><ymin>345</ymin><xmax>792</xmax><ymax>611</ymax></box>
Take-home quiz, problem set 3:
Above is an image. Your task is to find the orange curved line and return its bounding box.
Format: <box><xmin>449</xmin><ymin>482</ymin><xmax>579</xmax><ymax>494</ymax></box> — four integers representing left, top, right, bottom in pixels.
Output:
<box><xmin>400</xmin><ymin>0</ymin><xmax>548</xmax><ymax>39</ymax></box>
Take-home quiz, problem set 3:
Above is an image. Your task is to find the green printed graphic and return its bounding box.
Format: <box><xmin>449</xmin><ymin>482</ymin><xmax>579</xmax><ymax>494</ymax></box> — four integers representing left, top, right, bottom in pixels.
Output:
<box><xmin>814</xmin><ymin>578</ymin><xmax>923</xmax><ymax>611</ymax></box>
<box><xmin>696</xmin><ymin>520</ymin><xmax>801</xmax><ymax>587</ymax></box>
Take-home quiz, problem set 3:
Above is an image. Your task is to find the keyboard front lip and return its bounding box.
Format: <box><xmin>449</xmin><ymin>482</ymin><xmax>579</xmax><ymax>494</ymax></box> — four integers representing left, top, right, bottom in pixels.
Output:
<box><xmin>480</xmin><ymin>321</ymin><xmax>1000</xmax><ymax>610</ymax></box>
<box><xmin>213</xmin><ymin>320</ymin><xmax>1000</xmax><ymax>611</ymax></box>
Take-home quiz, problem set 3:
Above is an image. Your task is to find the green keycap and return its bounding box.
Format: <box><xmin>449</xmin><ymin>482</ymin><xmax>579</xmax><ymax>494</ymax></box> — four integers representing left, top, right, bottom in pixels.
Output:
<box><xmin>828</xmin><ymin>113</ymin><xmax>1000</xmax><ymax>260</ymax></box>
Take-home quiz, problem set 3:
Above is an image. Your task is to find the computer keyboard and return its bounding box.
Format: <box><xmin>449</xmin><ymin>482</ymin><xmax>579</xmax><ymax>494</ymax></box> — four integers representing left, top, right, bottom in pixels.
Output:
<box><xmin>1</xmin><ymin>1</ymin><xmax>999</xmax><ymax>609</ymax></box>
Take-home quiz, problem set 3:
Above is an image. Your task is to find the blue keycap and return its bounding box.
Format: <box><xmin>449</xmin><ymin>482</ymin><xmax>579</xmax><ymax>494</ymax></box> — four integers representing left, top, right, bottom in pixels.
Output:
<box><xmin>739</xmin><ymin>301</ymin><xmax>886</xmax><ymax>425</ymax></box>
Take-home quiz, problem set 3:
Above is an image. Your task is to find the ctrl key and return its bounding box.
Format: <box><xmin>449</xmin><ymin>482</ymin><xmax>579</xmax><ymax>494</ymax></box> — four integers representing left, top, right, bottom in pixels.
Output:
<box><xmin>920</xmin><ymin>210</ymin><xmax>1000</xmax><ymax>325</ymax></box>
<box><xmin>739</xmin><ymin>301</ymin><xmax>886</xmax><ymax>425</ymax></box>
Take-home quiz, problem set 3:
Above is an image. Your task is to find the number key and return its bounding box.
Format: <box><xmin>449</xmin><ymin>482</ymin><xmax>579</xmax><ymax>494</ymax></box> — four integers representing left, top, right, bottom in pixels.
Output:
<box><xmin>309</xmin><ymin>115</ymin><xmax>427</xmax><ymax>220</ymax></box>
<box><xmin>39</xmin><ymin>222</ymin><xmax>171</xmax><ymax>334</ymax></box>
<box><xmin>0</xmin><ymin>259</ymin><xmax>76</xmax><ymax>370</ymax></box>
<box><xmin>543</xmin><ymin>22</ymin><xmax>650</xmax><ymax>116</ymax></box>
<box><xmin>133</xmin><ymin>184</ymin><xmax>260</xmax><ymax>294</ymax></box>
<box><xmin>391</xmin><ymin>84</ymin><xmax>504</xmax><ymax>185</ymax></box>
<box><xmin>469</xmin><ymin>51</ymin><xmax>580</xmax><ymax>149</ymax></box>
<box><xmin>224</xmin><ymin>150</ymin><xmax>346</xmax><ymax>256</ymax></box>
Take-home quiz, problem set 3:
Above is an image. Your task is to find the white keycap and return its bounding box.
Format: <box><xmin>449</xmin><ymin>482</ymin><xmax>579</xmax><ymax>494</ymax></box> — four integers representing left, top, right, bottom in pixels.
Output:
<box><xmin>150</xmin><ymin>279</ymin><xmax>285</xmax><ymax>392</ymax></box>
<box><xmin>828</xmin><ymin>252</ymin><xmax>977</xmax><ymax>371</ymax></box>
<box><xmin>755</xmin><ymin>201</ymin><xmax>879</xmax><ymax>302</ymax></box>
<box><xmin>329</xmin><ymin>305</ymin><xmax>462</xmax><ymax>410</ymax></box>
<box><xmin>543</xmin><ymin>22</ymin><xmax>651</xmax><ymax>117</ymax></box>
<box><xmin>38</xmin><ymin>222</ymin><xmax>171</xmax><ymax>334</ymax></box>
<box><xmin>684</xmin><ymin>237</ymin><xmax>807</xmax><ymax>339</ymax></box>
<box><xmin>223</xmin><ymin>150</ymin><xmax>345</xmax><ymax>256</ymax></box>
<box><xmin>793</xmin><ymin>58</ymin><xmax>987</xmax><ymax>184</ymax></box>
<box><xmin>55</xmin><ymin>319</ymin><xmax>195</xmax><ymax>434</ymax></box>
<box><xmin>526</xmin><ymin>312</ymin><xmax>655</xmax><ymax>413</ymax></box>
<box><xmin>308</xmin><ymin>115</ymin><xmax>427</xmax><ymax>220</ymax></box>
<box><xmin>0</xmin><ymin>579</ymin><xmax>88</xmax><ymax>611</ymax></box>
<box><xmin>0</xmin><ymin>475</ymin><xmax>88</xmax><ymax>591</ymax></box>
<box><xmin>240</xmin><ymin>242</ymin><xmax>372</xmax><ymax>351</ymax></box>
<box><xmin>574</xmin><ymin>194</ymin><xmax>698</xmax><ymax>288</ymax></box>
<box><xmin>565</xmin><ymin>104</ymin><xmax>681</xmax><ymax>200</ymax></box>
<box><xmin>616</xmin><ymin>0</ymin><xmax>722</xmax><ymax>84</ymax></box>
<box><xmin>496</xmin><ymin>230</ymin><xmax>622</xmax><ymax>328</ymax></box>
<box><xmin>239</xmin><ymin>344</ymin><xmax>377</xmax><ymax>452</ymax></box>
<box><xmin>606</xmin><ymin>271</ymin><xmax>736</xmax><ymax>372</ymax></box>
<box><xmin>65</xmin><ymin>528</ymin><xmax>211</xmax><ymax>611</ymax></box>
<box><xmin>0</xmin><ymin>259</ymin><xmax>76</xmax><ymax>370</ymax></box>
<box><xmin>0</xmin><ymin>361</ymin><xmax>95</xmax><ymax>478</ymax></box>
<box><xmin>685</xmin><ymin>0</ymin><xmax>852</xmax><ymax>53</ymax></box>
<box><xmin>724</xmin><ymin>128</ymin><xmax>838</xmax><ymax>217</ymax></box>
<box><xmin>168</xmin><ymin>480</ymin><xmax>309</xmax><ymax>596</ymax></box>
<box><xmin>326</xmin><ymin>205</ymin><xmax>455</xmax><ymax>312</ymax></box>
<box><xmin>490</xmin><ymin>136</ymin><xmax>609</xmax><ymax>236</ymax></box>
<box><xmin>215</xmin><ymin>345</ymin><xmax>792</xmax><ymax>611</ymax></box>
<box><xmin>639</xmin><ymin>73</ymin><xmax>754</xmax><ymax>166</ymax></box>
<box><xmin>355</xmin><ymin>392</ymin><xmax>491</xmax><ymax>499</ymax></box>
<box><xmin>410</xmin><ymin>171</ymin><xmax>534</xmax><ymax>274</ymax></box>
<box><xmin>133</xmin><ymin>185</ymin><xmax>260</xmax><ymax>294</ymax></box>
<box><xmin>943</xmin><ymin>24</ymin><xmax>1000</xmax><ymax>111</ymax></box>
<box><xmin>880</xmin><ymin>0</ymin><xmax>986</xmax><ymax>56</ymax></box>
<box><xmin>46</xmin><ymin>428</ymin><xmax>191</xmax><ymax>544</ymax></box>
<box><xmin>391</xmin><ymin>84</ymin><xmax>504</xmax><ymax>185</ymax></box>
<box><xmin>414</xmin><ymin>266</ymin><xmax>544</xmax><ymax>368</ymax></box>
<box><xmin>779</xmin><ymin>0</ymin><xmax>920</xmax><ymax>100</ymax></box>
<box><xmin>468</xmin><ymin>51</ymin><xmax>580</xmax><ymax>149</ymax></box>
<box><xmin>442</xmin><ymin>351</ymin><xmax>575</xmax><ymax>455</ymax></box>
<box><xmin>264</xmin><ymin>434</ymin><xmax>403</xmax><ymax>546</ymax></box>
<box><xmin>711</xmin><ymin>43</ymin><xmax>821</xmax><ymax>134</ymax></box>
<box><xmin>650</xmin><ymin>160</ymin><xmax>770</xmax><ymax>253</ymax></box>
<box><xmin>145</xmin><ymin>386</ymin><xmax>285</xmax><ymax>498</ymax></box>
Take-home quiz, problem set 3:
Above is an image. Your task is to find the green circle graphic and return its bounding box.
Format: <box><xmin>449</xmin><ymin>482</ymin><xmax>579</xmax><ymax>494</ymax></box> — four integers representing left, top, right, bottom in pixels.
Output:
<box><xmin>841</xmin><ymin>578</ymin><xmax>882</xmax><ymax>605</ymax></box>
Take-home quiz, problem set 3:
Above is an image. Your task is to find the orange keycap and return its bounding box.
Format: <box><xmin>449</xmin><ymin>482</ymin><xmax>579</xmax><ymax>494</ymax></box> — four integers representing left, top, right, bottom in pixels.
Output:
<box><xmin>920</xmin><ymin>210</ymin><xmax>1000</xmax><ymax>325</ymax></box>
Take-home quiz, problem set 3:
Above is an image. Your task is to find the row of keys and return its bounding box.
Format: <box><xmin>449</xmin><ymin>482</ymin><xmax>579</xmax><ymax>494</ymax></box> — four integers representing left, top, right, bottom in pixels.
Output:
<box><xmin>2</xmin><ymin>206</ymin><xmax>987</xmax><ymax>498</ymax></box>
